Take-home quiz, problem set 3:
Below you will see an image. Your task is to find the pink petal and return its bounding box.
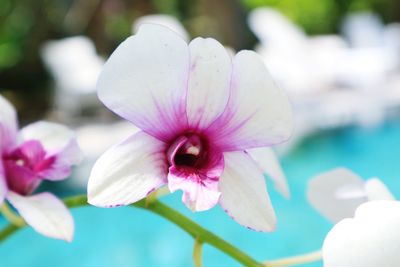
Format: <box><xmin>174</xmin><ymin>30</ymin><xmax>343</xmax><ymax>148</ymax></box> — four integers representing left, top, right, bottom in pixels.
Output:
<box><xmin>3</xmin><ymin>140</ymin><xmax>46</xmax><ymax>195</ymax></box>
<box><xmin>0</xmin><ymin>94</ymin><xmax>18</xmax><ymax>153</ymax></box>
<box><xmin>307</xmin><ymin>168</ymin><xmax>367</xmax><ymax>223</ymax></box>
<box><xmin>38</xmin><ymin>139</ymin><xmax>83</xmax><ymax>181</ymax></box>
<box><xmin>88</xmin><ymin>131</ymin><xmax>168</xmax><ymax>207</ymax></box>
<box><xmin>247</xmin><ymin>147</ymin><xmax>290</xmax><ymax>198</ymax></box>
<box><xmin>168</xmin><ymin>166</ymin><xmax>221</xmax><ymax>212</ymax></box>
<box><xmin>186</xmin><ymin>37</ymin><xmax>231</xmax><ymax>130</ymax></box>
<box><xmin>3</xmin><ymin>157</ymin><xmax>40</xmax><ymax>195</ymax></box>
<box><xmin>19</xmin><ymin>121</ymin><xmax>83</xmax><ymax>181</ymax></box>
<box><xmin>19</xmin><ymin>121</ymin><xmax>83</xmax><ymax>161</ymax></box>
<box><xmin>7</xmin><ymin>191</ymin><xmax>74</xmax><ymax>242</ymax></box>
<box><xmin>219</xmin><ymin>151</ymin><xmax>276</xmax><ymax>231</ymax></box>
<box><xmin>167</xmin><ymin>144</ymin><xmax>224</xmax><ymax>212</ymax></box>
<box><xmin>97</xmin><ymin>24</ymin><xmax>189</xmax><ymax>142</ymax></box>
<box><xmin>206</xmin><ymin>50</ymin><xmax>293</xmax><ymax>151</ymax></box>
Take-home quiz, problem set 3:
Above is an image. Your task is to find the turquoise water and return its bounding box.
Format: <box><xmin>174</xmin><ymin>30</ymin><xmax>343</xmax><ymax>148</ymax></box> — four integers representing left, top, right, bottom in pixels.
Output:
<box><xmin>2</xmin><ymin>120</ymin><xmax>400</xmax><ymax>267</ymax></box>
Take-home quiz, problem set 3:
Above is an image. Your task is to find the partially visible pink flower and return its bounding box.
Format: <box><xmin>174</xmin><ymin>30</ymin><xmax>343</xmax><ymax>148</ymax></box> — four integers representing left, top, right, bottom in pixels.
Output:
<box><xmin>88</xmin><ymin>24</ymin><xmax>293</xmax><ymax>231</ymax></box>
<box><xmin>0</xmin><ymin>95</ymin><xmax>83</xmax><ymax>241</ymax></box>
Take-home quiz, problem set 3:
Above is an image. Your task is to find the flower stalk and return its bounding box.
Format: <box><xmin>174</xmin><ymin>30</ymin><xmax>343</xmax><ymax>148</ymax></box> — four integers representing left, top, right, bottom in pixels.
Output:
<box><xmin>193</xmin><ymin>237</ymin><xmax>203</xmax><ymax>267</ymax></box>
<box><xmin>0</xmin><ymin>194</ymin><xmax>321</xmax><ymax>267</ymax></box>
<box><xmin>0</xmin><ymin>203</ymin><xmax>25</xmax><ymax>227</ymax></box>
<box><xmin>265</xmin><ymin>250</ymin><xmax>322</xmax><ymax>267</ymax></box>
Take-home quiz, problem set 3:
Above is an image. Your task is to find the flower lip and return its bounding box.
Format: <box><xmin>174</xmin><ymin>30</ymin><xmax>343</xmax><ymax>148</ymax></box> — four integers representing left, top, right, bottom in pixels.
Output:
<box><xmin>2</xmin><ymin>139</ymin><xmax>54</xmax><ymax>195</ymax></box>
<box><xmin>167</xmin><ymin>132</ymin><xmax>210</xmax><ymax>170</ymax></box>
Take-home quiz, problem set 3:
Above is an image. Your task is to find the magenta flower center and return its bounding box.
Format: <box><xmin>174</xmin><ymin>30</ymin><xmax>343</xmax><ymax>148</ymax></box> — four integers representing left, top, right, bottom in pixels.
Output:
<box><xmin>167</xmin><ymin>134</ymin><xmax>209</xmax><ymax>170</ymax></box>
<box><xmin>2</xmin><ymin>140</ymin><xmax>55</xmax><ymax>195</ymax></box>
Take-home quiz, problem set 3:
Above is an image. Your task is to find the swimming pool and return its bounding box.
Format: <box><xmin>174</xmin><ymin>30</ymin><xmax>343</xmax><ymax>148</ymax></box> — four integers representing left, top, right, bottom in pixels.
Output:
<box><xmin>2</xmin><ymin>120</ymin><xmax>400</xmax><ymax>267</ymax></box>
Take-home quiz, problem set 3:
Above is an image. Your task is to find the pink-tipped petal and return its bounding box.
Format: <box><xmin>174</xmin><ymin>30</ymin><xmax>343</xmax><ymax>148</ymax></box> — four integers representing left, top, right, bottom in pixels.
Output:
<box><xmin>19</xmin><ymin>121</ymin><xmax>82</xmax><ymax>160</ymax></box>
<box><xmin>247</xmin><ymin>147</ymin><xmax>290</xmax><ymax>198</ymax></box>
<box><xmin>307</xmin><ymin>168</ymin><xmax>367</xmax><ymax>223</ymax></box>
<box><xmin>19</xmin><ymin>121</ymin><xmax>83</xmax><ymax>181</ymax></box>
<box><xmin>206</xmin><ymin>50</ymin><xmax>293</xmax><ymax>151</ymax></box>
<box><xmin>88</xmin><ymin>131</ymin><xmax>168</xmax><ymax>207</ymax></box>
<box><xmin>7</xmin><ymin>191</ymin><xmax>74</xmax><ymax>242</ymax></box>
<box><xmin>168</xmin><ymin>166</ymin><xmax>221</xmax><ymax>212</ymax></box>
<box><xmin>38</xmin><ymin>139</ymin><xmax>83</xmax><ymax>181</ymax></box>
<box><xmin>186</xmin><ymin>37</ymin><xmax>231</xmax><ymax>130</ymax></box>
<box><xmin>97</xmin><ymin>24</ymin><xmax>189</xmax><ymax>142</ymax></box>
<box><xmin>219</xmin><ymin>151</ymin><xmax>276</xmax><ymax>232</ymax></box>
<box><xmin>0</xmin><ymin>94</ymin><xmax>18</xmax><ymax>153</ymax></box>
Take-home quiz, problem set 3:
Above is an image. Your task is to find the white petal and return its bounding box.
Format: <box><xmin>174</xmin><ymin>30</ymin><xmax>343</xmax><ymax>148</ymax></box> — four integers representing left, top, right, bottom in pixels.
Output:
<box><xmin>19</xmin><ymin>121</ymin><xmax>82</xmax><ymax>160</ymax></box>
<box><xmin>323</xmin><ymin>201</ymin><xmax>400</xmax><ymax>267</ymax></box>
<box><xmin>97</xmin><ymin>24</ymin><xmax>189</xmax><ymax>142</ymax></box>
<box><xmin>0</xmin><ymin>94</ymin><xmax>18</xmax><ymax>152</ymax></box>
<box><xmin>307</xmin><ymin>168</ymin><xmax>367</xmax><ymax>223</ymax></box>
<box><xmin>88</xmin><ymin>131</ymin><xmax>168</xmax><ymax>207</ymax></box>
<box><xmin>207</xmin><ymin>50</ymin><xmax>293</xmax><ymax>151</ymax></box>
<box><xmin>7</xmin><ymin>191</ymin><xmax>74</xmax><ymax>242</ymax></box>
<box><xmin>247</xmin><ymin>147</ymin><xmax>290</xmax><ymax>198</ymax></box>
<box><xmin>133</xmin><ymin>14</ymin><xmax>190</xmax><ymax>41</ymax></box>
<box><xmin>0</xmin><ymin>161</ymin><xmax>7</xmax><ymax>203</ymax></box>
<box><xmin>219</xmin><ymin>151</ymin><xmax>276</xmax><ymax>231</ymax></box>
<box><xmin>365</xmin><ymin>178</ymin><xmax>395</xmax><ymax>201</ymax></box>
<box><xmin>186</xmin><ymin>37</ymin><xmax>231</xmax><ymax>130</ymax></box>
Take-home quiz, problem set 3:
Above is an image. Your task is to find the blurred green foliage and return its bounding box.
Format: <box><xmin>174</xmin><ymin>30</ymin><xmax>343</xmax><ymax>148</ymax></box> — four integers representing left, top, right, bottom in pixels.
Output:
<box><xmin>0</xmin><ymin>0</ymin><xmax>398</xmax><ymax>118</ymax></box>
<box><xmin>241</xmin><ymin>0</ymin><xmax>399</xmax><ymax>34</ymax></box>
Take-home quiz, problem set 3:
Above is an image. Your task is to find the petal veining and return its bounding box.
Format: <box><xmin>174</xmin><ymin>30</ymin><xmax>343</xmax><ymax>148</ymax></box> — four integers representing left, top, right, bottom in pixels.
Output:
<box><xmin>219</xmin><ymin>151</ymin><xmax>276</xmax><ymax>232</ymax></box>
<box><xmin>186</xmin><ymin>37</ymin><xmax>231</xmax><ymax>130</ymax></box>
<box><xmin>168</xmin><ymin>166</ymin><xmax>222</xmax><ymax>212</ymax></box>
<box><xmin>97</xmin><ymin>24</ymin><xmax>190</xmax><ymax>142</ymax></box>
<box><xmin>206</xmin><ymin>50</ymin><xmax>293</xmax><ymax>151</ymax></box>
<box><xmin>88</xmin><ymin>131</ymin><xmax>168</xmax><ymax>207</ymax></box>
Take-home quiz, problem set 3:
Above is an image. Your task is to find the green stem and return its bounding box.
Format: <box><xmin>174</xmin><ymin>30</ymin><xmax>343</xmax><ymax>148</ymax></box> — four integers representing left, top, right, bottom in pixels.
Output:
<box><xmin>0</xmin><ymin>224</ymin><xmax>19</xmax><ymax>241</ymax></box>
<box><xmin>0</xmin><ymin>194</ymin><xmax>321</xmax><ymax>267</ymax></box>
<box><xmin>265</xmin><ymin>250</ymin><xmax>322</xmax><ymax>267</ymax></box>
<box><xmin>0</xmin><ymin>203</ymin><xmax>25</xmax><ymax>227</ymax></box>
<box><xmin>193</xmin><ymin>237</ymin><xmax>203</xmax><ymax>267</ymax></box>
<box><xmin>133</xmin><ymin>200</ymin><xmax>264</xmax><ymax>267</ymax></box>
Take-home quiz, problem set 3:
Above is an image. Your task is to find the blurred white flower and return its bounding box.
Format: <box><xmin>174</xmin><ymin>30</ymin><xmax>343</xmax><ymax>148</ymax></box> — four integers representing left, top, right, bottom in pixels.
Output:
<box><xmin>323</xmin><ymin>201</ymin><xmax>400</xmax><ymax>267</ymax></box>
<box><xmin>307</xmin><ymin>168</ymin><xmax>394</xmax><ymax>222</ymax></box>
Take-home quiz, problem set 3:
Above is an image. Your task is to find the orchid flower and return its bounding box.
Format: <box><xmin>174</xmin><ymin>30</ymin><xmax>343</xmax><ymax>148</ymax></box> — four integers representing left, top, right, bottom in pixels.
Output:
<box><xmin>88</xmin><ymin>24</ymin><xmax>293</xmax><ymax>231</ymax></box>
<box><xmin>323</xmin><ymin>200</ymin><xmax>400</xmax><ymax>267</ymax></box>
<box><xmin>307</xmin><ymin>167</ymin><xmax>394</xmax><ymax>222</ymax></box>
<box><xmin>0</xmin><ymin>95</ymin><xmax>83</xmax><ymax>241</ymax></box>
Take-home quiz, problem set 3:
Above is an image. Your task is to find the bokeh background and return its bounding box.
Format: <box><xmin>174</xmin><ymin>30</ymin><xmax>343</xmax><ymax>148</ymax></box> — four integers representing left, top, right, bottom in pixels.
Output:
<box><xmin>1</xmin><ymin>0</ymin><xmax>400</xmax><ymax>266</ymax></box>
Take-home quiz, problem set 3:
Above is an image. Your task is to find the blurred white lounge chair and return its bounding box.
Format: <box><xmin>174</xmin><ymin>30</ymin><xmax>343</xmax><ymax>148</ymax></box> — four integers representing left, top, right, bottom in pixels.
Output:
<box><xmin>41</xmin><ymin>36</ymin><xmax>104</xmax><ymax>120</ymax></box>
